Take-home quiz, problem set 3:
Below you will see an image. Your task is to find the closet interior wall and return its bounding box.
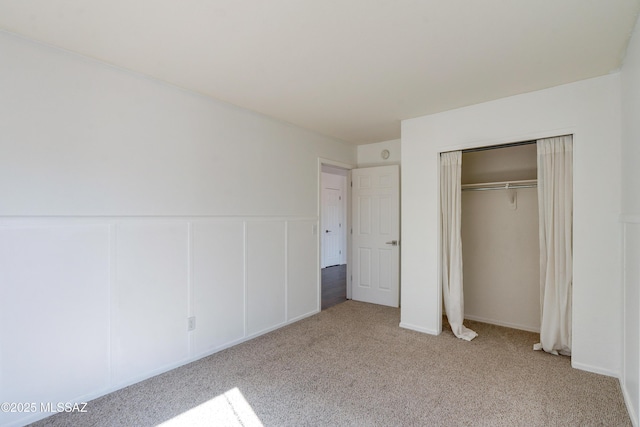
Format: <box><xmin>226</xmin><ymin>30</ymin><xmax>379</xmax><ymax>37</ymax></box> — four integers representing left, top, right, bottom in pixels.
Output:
<box><xmin>461</xmin><ymin>144</ymin><xmax>540</xmax><ymax>332</ymax></box>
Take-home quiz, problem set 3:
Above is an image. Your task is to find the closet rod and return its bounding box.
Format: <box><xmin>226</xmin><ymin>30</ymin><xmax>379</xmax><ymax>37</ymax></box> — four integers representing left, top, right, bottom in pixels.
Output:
<box><xmin>461</xmin><ymin>179</ymin><xmax>537</xmax><ymax>192</ymax></box>
<box><xmin>462</xmin><ymin>140</ymin><xmax>536</xmax><ymax>153</ymax></box>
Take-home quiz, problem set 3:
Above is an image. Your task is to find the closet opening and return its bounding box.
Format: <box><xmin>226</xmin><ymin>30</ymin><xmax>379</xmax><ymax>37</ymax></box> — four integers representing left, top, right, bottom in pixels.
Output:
<box><xmin>461</xmin><ymin>141</ymin><xmax>540</xmax><ymax>333</ymax></box>
<box><xmin>441</xmin><ymin>135</ymin><xmax>573</xmax><ymax>356</ymax></box>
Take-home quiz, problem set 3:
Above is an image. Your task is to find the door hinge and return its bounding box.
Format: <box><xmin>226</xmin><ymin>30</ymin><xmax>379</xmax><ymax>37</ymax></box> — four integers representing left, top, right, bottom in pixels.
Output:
<box><xmin>350</xmin><ymin>275</ymin><xmax>353</xmax><ymax>282</ymax></box>
<box><xmin>350</xmin><ymin>181</ymin><xmax>353</xmax><ymax>187</ymax></box>
<box><xmin>350</xmin><ymin>228</ymin><xmax>353</xmax><ymax>234</ymax></box>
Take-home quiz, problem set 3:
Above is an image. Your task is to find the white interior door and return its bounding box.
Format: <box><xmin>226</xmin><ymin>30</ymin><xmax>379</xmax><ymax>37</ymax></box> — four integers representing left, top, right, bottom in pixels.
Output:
<box><xmin>322</xmin><ymin>186</ymin><xmax>343</xmax><ymax>267</ymax></box>
<box><xmin>351</xmin><ymin>165</ymin><xmax>400</xmax><ymax>307</ymax></box>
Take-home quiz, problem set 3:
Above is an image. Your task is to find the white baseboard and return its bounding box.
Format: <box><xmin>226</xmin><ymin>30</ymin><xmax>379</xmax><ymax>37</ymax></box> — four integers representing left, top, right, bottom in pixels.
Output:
<box><xmin>399</xmin><ymin>322</ymin><xmax>440</xmax><ymax>335</ymax></box>
<box><xmin>620</xmin><ymin>377</ymin><xmax>639</xmax><ymax>427</ymax></box>
<box><xmin>571</xmin><ymin>360</ymin><xmax>619</xmax><ymax>378</ymax></box>
<box><xmin>464</xmin><ymin>314</ymin><xmax>540</xmax><ymax>333</ymax></box>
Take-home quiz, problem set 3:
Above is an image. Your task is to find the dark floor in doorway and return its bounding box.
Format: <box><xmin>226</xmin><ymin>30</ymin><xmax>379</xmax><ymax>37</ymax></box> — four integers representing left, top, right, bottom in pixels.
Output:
<box><xmin>321</xmin><ymin>264</ymin><xmax>347</xmax><ymax>310</ymax></box>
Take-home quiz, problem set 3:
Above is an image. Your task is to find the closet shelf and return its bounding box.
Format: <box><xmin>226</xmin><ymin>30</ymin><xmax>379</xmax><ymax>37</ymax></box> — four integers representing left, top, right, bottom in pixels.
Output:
<box><xmin>461</xmin><ymin>179</ymin><xmax>537</xmax><ymax>191</ymax></box>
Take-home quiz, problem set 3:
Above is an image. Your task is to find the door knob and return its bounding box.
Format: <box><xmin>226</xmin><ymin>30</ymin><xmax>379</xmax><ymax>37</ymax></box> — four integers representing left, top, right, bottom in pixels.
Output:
<box><xmin>385</xmin><ymin>240</ymin><xmax>398</xmax><ymax>246</ymax></box>
<box><xmin>325</xmin><ymin>230</ymin><xmax>331</xmax><ymax>233</ymax></box>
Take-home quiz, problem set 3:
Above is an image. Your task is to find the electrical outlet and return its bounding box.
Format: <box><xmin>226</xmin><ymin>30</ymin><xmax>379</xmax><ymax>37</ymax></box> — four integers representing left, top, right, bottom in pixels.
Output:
<box><xmin>187</xmin><ymin>316</ymin><xmax>196</xmax><ymax>331</ymax></box>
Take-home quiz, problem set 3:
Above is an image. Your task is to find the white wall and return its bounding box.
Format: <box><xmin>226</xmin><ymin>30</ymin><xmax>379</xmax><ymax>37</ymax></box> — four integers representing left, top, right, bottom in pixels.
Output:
<box><xmin>621</xmin><ymin>12</ymin><xmax>640</xmax><ymax>426</ymax></box>
<box><xmin>462</xmin><ymin>188</ymin><xmax>539</xmax><ymax>331</ymax></box>
<box><xmin>357</xmin><ymin>139</ymin><xmax>401</xmax><ymax>167</ymax></box>
<box><xmin>0</xmin><ymin>32</ymin><xmax>354</xmax><ymax>217</ymax></box>
<box><xmin>0</xmin><ymin>31</ymin><xmax>355</xmax><ymax>427</ymax></box>
<box><xmin>401</xmin><ymin>74</ymin><xmax>622</xmax><ymax>377</ymax></box>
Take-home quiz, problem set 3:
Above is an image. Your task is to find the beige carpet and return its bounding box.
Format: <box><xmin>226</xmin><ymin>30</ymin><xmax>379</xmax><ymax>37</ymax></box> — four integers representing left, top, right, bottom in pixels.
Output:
<box><xmin>31</xmin><ymin>301</ymin><xmax>630</xmax><ymax>426</ymax></box>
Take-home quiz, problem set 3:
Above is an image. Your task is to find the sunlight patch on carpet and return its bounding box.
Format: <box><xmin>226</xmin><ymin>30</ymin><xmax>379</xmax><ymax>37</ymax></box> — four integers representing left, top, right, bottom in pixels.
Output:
<box><xmin>157</xmin><ymin>387</ymin><xmax>263</xmax><ymax>426</ymax></box>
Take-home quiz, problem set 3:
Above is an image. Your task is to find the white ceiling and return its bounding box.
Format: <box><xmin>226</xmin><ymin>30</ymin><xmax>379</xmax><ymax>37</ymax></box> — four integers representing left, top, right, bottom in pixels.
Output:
<box><xmin>1</xmin><ymin>1</ymin><xmax>639</xmax><ymax>144</ymax></box>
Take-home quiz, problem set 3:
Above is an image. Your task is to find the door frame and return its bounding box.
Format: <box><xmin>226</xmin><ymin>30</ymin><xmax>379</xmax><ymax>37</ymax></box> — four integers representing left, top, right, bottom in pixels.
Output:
<box><xmin>318</xmin><ymin>158</ymin><xmax>354</xmax><ymax>308</ymax></box>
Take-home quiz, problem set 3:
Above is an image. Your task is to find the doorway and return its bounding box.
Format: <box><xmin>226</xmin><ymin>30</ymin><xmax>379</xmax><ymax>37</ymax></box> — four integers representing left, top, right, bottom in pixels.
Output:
<box><xmin>319</xmin><ymin>161</ymin><xmax>401</xmax><ymax>310</ymax></box>
<box><xmin>320</xmin><ymin>163</ymin><xmax>349</xmax><ymax>310</ymax></box>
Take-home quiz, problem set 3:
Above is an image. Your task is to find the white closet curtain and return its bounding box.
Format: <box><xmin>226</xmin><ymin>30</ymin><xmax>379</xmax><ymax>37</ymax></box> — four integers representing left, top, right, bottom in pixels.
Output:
<box><xmin>535</xmin><ymin>135</ymin><xmax>573</xmax><ymax>356</ymax></box>
<box><xmin>441</xmin><ymin>151</ymin><xmax>477</xmax><ymax>341</ymax></box>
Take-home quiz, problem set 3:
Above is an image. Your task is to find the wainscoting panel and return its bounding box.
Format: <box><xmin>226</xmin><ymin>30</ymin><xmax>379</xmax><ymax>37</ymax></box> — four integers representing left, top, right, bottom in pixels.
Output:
<box><xmin>0</xmin><ymin>216</ymin><xmax>319</xmax><ymax>427</ymax></box>
<box><xmin>191</xmin><ymin>220</ymin><xmax>245</xmax><ymax>356</ymax></box>
<box><xmin>113</xmin><ymin>222</ymin><xmax>190</xmax><ymax>385</ymax></box>
<box><xmin>287</xmin><ymin>220</ymin><xmax>319</xmax><ymax>320</ymax></box>
<box><xmin>0</xmin><ymin>223</ymin><xmax>111</xmax><ymax>427</ymax></box>
<box><xmin>246</xmin><ymin>221</ymin><xmax>286</xmax><ymax>336</ymax></box>
<box><xmin>623</xmin><ymin>220</ymin><xmax>640</xmax><ymax>426</ymax></box>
